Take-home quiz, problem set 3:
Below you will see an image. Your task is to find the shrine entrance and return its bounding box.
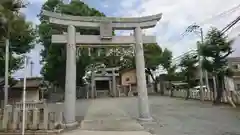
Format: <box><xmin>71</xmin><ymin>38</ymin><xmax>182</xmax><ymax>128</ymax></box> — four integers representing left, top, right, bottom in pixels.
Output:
<box><xmin>91</xmin><ymin>67</ymin><xmax>119</xmax><ymax>98</ymax></box>
<box><xmin>43</xmin><ymin>10</ymin><xmax>162</xmax><ymax>126</ymax></box>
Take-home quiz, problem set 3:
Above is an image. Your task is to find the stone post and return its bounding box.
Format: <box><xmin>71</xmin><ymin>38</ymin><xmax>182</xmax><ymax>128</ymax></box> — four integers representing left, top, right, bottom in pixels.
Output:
<box><xmin>64</xmin><ymin>25</ymin><xmax>77</xmax><ymax>126</ymax></box>
<box><xmin>134</xmin><ymin>26</ymin><xmax>152</xmax><ymax>121</ymax></box>
<box><xmin>91</xmin><ymin>72</ymin><xmax>95</xmax><ymax>98</ymax></box>
<box><xmin>112</xmin><ymin>70</ymin><xmax>116</xmax><ymax>97</ymax></box>
<box><xmin>32</xmin><ymin>108</ymin><xmax>39</xmax><ymax>129</ymax></box>
<box><xmin>109</xmin><ymin>80</ymin><xmax>112</xmax><ymax>96</ymax></box>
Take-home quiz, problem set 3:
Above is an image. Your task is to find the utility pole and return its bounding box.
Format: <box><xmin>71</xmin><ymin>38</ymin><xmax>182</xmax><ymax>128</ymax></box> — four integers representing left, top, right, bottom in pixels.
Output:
<box><xmin>200</xmin><ymin>28</ymin><xmax>210</xmax><ymax>93</ymax></box>
<box><xmin>30</xmin><ymin>61</ymin><xmax>34</xmax><ymax>77</ymax></box>
<box><xmin>186</xmin><ymin>25</ymin><xmax>205</xmax><ymax>101</ymax></box>
<box><xmin>4</xmin><ymin>38</ymin><xmax>9</xmax><ymax>106</ymax></box>
<box><xmin>197</xmin><ymin>39</ymin><xmax>204</xmax><ymax>101</ymax></box>
<box><xmin>22</xmin><ymin>56</ymin><xmax>29</xmax><ymax>135</ymax></box>
<box><xmin>3</xmin><ymin>16</ymin><xmax>10</xmax><ymax>106</ymax></box>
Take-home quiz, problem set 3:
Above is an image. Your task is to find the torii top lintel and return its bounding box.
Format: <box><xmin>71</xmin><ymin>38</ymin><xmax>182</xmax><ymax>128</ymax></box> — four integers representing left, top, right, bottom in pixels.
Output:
<box><xmin>42</xmin><ymin>10</ymin><xmax>162</xmax><ymax>30</ymax></box>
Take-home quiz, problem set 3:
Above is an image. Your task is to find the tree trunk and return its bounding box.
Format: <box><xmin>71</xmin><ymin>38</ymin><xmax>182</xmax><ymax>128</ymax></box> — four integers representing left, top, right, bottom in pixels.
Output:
<box><xmin>169</xmin><ymin>81</ymin><xmax>174</xmax><ymax>97</ymax></box>
<box><xmin>148</xmin><ymin>71</ymin><xmax>158</xmax><ymax>93</ymax></box>
<box><xmin>212</xmin><ymin>75</ymin><xmax>217</xmax><ymax>101</ymax></box>
<box><xmin>185</xmin><ymin>77</ymin><xmax>190</xmax><ymax>100</ymax></box>
<box><xmin>185</xmin><ymin>88</ymin><xmax>190</xmax><ymax>100</ymax></box>
<box><xmin>214</xmin><ymin>74</ymin><xmax>224</xmax><ymax>104</ymax></box>
<box><xmin>153</xmin><ymin>81</ymin><xmax>158</xmax><ymax>93</ymax></box>
<box><xmin>159</xmin><ymin>78</ymin><xmax>164</xmax><ymax>95</ymax></box>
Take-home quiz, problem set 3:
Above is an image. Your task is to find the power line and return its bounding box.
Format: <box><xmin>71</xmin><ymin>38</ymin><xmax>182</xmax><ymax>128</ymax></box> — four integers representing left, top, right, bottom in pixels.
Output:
<box><xmin>172</xmin><ymin>49</ymin><xmax>197</xmax><ymax>60</ymax></box>
<box><xmin>221</xmin><ymin>15</ymin><xmax>240</xmax><ymax>34</ymax></box>
<box><xmin>168</xmin><ymin>4</ymin><xmax>240</xmax><ymax>62</ymax></box>
<box><xmin>167</xmin><ymin>4</ymin><xmax>240</xmax><ymax>49</ymax></box>
<box><xmin>172</xmin><ymin>15</ymin><xmax>240</xmax><ymax>64</ymax></box>
<box><xmin>198</xmin><ymin>3</ymin><xmax>240</xmax><ymax>26</ymax></box>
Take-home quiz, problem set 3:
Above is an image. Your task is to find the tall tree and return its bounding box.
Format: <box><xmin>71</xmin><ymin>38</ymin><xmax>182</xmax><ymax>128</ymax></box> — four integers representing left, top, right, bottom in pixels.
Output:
<box><xmin>144</xmin><ymin>44</ymin><xmax>162</xmax><ymax>82</ymax></box>
<box><xmin>159</xmin><ymin>48</ymin><xmax>176</xmax><ymax>95</ymax></box>
<box><xmin>0</xmin><ymin>0</ymin><xmax>36</xmax><ymax>76</ymax></box>
<box><xmin>38</xmin><ymin>0</ymin><xmax>105</xmax><ymax>88</ymax></box>
<box><xmin>200</xmin><ymin>27</ymin><xmax>233</xmax><ymax>104</ymax></box>
<box><xmin>179</xmin><ymin>53</ymin><xmax>198</xmax><ymax>100</ymax></box>
<box><xmin>119</xmin><ymin>43</ymin><xmax>163</xmax><ymax>82</ymax></box>
<box><xmin>93</xmin><ymin>47</ymin><xmax>129</xmax><ymax>68</ymax></box>
<box><xmin>116</xmin><ymin>43</ymin><xmax>163</xmax><ymax>91</ymax></box>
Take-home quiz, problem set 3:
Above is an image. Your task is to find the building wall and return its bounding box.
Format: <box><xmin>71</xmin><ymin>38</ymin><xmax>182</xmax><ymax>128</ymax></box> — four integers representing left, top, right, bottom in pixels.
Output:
<box><xmin>26</xmin><ymin>90</ymin><xmax>39</xmax><ymax>101</ymax></box>
<box><xmin>227</xmin><ymin>57</ymin><xmax>240</xmax><ymax>91</ymax></box>
<box><xmin>8</xmin><ymin>89</ymin><xmax>40</xmax><ymax>103</ymax></box>
<box><xmin>121</xmin><ymin>69</ymin><xmax>137</xmax><ymax>86</ymax></box>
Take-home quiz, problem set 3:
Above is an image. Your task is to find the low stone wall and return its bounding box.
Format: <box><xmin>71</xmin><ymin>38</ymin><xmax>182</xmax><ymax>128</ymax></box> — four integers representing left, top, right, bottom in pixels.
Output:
<box><xmin>117</xmin><ymin>84</ymin><xmax>155</xmax><ymax>97</ymax></box>
<box><xmin>0</xmin><ymin>101</ymin><xmax>63</xmax><ymax>131</ymax></box>
<box><xmin>164</xmin><ymin>90</ymin><xmax>240</xmax><ymax>104</ymax></box>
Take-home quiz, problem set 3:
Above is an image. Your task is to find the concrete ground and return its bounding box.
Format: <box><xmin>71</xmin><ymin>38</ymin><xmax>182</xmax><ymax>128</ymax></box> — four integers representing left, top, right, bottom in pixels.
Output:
<box><xmin>62</xmin><ymin>96</ymin><xmax>240</xmax><ymax>135</ymax></box>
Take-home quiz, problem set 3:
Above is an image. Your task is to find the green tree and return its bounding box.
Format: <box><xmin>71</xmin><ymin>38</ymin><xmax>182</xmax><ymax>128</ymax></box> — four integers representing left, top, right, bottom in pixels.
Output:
<box><xmin>117</xmin><ymin>43</ymin><xmax>163</xmax><ymax>82</ymax></box>
<box><xmin>94</xmin><ymin>47</ymin><xmax>126</xmax><ymax>68</ymax></box>
<box><xmin>159</xmin><ymin>48</ymin><xmax>176</xmax><ymax>95</ymax></box>
<box><xmin>144</xmin><ymin>44</ymin><xmax>162</xmax><ymax>92</ymax></box>
<box><xmin>144</xmin><ymin>44</ymin><xmax>162</xmax><ymax>81</ymax></box>
<box><xmin>200</xmin><ymin>27</ymin><xmax>233</xmax><ymax>104</ymax></box>
<box><xmin>38</xmin><ymin>0</ymin><xmax>105</xmax><ymax>88</ymax></box>
<box><xmin>115</xmin><ymin>44</ymin><xmax>163</xmax><ymax>92</ymax></box>
<box><xmin>0</xmin><ymin>0</ymin><xmax>36</xmax><ymax>76</ymax></box>
<box><xmin>179</xmin><ymin>53</ymin><xmax>198</xmax><ymax>100</ymax></box>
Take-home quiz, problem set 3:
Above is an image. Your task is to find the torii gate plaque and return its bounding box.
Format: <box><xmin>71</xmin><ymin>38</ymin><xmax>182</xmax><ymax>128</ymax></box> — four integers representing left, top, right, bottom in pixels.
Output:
<box><xmin>43</xmin><ymin>10</ymin><xmax>162</xmax><ymax>126</ymax></box>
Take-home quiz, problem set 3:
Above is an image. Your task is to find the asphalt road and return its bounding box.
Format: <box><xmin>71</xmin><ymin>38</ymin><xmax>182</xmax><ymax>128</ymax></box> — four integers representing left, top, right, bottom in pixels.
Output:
<box><xmin>72</xmin><ymin>96</ymin><xmax>240</xmax><ymax>135</ymax></box>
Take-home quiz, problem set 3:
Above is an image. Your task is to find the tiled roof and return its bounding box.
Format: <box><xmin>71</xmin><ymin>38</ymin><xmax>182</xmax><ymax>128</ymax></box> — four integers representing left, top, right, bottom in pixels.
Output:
<box><xmin>119</xmin><ymin>68</ymin><xmax>135</xmax><ymax>74</ymax></box>
<box><xmin>12</xmin><ymin>77</ymin><xmax>43</xmax><ymax>89</ymax></box>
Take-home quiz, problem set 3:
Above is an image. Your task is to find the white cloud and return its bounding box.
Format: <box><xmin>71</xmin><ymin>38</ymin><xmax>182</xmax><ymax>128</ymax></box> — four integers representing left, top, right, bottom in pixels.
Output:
<box><xmin>120</xmin><ymin>0</ymin><xmax>138</xmax><ymax>9</ymax></box>
<box><xmin>25</xmin><ymin>0</ymin><xmax>47</xmax><ymax>4</ymax></box>
<box><xmin>115</xmin><ymin>0</ymin><xmax>240</xmax><ymax>57</ymax></box>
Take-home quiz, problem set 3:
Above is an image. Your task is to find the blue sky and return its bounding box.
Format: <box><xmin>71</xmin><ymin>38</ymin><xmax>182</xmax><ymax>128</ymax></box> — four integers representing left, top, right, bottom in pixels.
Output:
<box><xmin>13</xmin><ymin>0</ymin><xmax>240</xmax><ymax>78</ymax></box>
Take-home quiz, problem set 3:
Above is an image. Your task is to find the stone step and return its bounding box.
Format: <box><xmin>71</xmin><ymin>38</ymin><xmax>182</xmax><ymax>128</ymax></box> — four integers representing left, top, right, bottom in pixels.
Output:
<box><xmin>61</xmin><ymin>130</ymin><xmax>152</xmax><ymax>135</ymax></box>
<box><xmin>80</xmin><ymin>119</ymin><xmax>144</xmax><ymax>131</ymax></box>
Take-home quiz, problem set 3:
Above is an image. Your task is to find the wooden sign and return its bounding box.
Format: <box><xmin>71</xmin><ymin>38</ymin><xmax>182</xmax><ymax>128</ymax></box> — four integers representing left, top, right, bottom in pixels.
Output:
<box><xmin>100</xmin><ymin>21</ymin><xmax>113</xmax><ymax>40</ymax></box>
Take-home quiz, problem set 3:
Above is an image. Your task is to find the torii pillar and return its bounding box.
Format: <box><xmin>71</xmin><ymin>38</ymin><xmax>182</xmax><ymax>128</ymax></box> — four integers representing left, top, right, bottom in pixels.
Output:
<box><xmin>134</xmin><ymin>26</ymin><xmax>151</xmax><ymax>120</ymax></box>
<box><xmin>64</xmin><ymin>25</ymin><xmax>77</xmax><ymax>126</ymax></box>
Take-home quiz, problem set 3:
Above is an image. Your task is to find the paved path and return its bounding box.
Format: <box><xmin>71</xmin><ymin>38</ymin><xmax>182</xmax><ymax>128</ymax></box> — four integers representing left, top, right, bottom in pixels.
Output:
<box><xmin>62</xmin><ymin>98</ymin><xmax>150</xmax><ymax>135</ymax></box>
<box><xmin>61</xmin><ymin>96</ymin><xmax>240</xmax><ymax>135</ymax></box>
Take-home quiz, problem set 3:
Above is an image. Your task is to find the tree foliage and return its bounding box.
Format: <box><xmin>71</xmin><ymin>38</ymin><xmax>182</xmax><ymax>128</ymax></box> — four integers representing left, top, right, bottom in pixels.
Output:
<box><xmin>200</xmin><ymin>28</ymin><xmax>233</xmax><ymax>75</ymax></box>
<box><xmin>179</xmin><ymin>53</ymin><xmax>198</xmax><ymax>99</ymax></box>
<box><xmin>199</xmin><ymin>27</ymin><xmax>233</xmax><ymax>103</ymax></box>
<box><xmin>38</xmin><ymin>0</ymin><xmax>105</xmax><ymax>88</ymax></box>
<box><xmin>0</xmin><ymin>0</ymin><xmax>36</xmax><ymax>76</ymax></box>
<box><xmin>144</xmin><ymin>44</ymin><xmax>162</xmax><ymax>81</ymax></box>
<box><xmin>179</xmin><ymin>54</ymin><xmax>198</xmax><ymax>81</ymax></box>
<box><xmin>110</xmin><ymin>43</ymin><xmax>163</xmax><ymax>81</ymax></box>
<box><xmin>159</xmin><ymin>48</ymin><xmax>176</xmax><ymax>81</ymax></box>
<box><xmin>93</xmin><ymin>47</ymin><xmax>134</xmax><ymax>69</ymax></box>
<box><xmin>156</xmin><ymin>48</ymin><xmax>176</xmax><ymax>95</ymax></box>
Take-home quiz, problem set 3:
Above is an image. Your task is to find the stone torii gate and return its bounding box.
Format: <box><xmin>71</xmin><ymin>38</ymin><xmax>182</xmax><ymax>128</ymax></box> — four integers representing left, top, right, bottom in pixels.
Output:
<box><xmin>43</xmin><ymin>10</ymin><xmax>162</xmax><ymax>127</ymax></box>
